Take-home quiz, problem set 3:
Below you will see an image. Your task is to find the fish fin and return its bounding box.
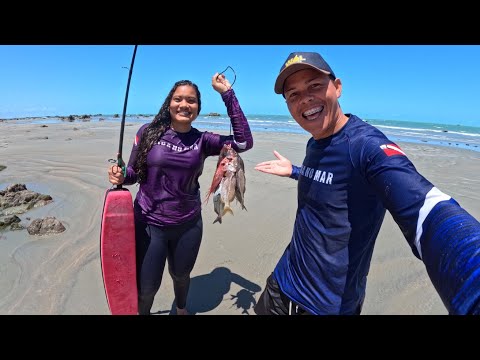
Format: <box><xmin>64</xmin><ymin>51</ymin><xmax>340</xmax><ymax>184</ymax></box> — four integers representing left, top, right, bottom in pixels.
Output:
<box><xmin>234</xmin><ymin>196</ymin><xmax>247</xmax><ymax>211</ymax></box>
<box><xmin>222</xmin><ymin>205</ymin><xmax>234</xmax><ymax>216</ymax></box>
<box><xmin>205</xmin><ymin>189</ymin><xmax>215</xmax><ymax>204</ymax></box>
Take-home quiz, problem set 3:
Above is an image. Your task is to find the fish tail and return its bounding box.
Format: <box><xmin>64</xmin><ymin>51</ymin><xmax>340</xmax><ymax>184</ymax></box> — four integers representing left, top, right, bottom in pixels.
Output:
<box><xmin>222</xmin><ymin>205</ymin><xmax>234</xmax><ymax>216</ymax></box>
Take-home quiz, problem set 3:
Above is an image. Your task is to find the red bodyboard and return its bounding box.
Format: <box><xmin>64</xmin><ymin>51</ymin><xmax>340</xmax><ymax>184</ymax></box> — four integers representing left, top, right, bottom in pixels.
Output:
<box><xmin>100</xmin><ymin>188</ymin><xmax>138</xmax><ymax>315</ymax></box>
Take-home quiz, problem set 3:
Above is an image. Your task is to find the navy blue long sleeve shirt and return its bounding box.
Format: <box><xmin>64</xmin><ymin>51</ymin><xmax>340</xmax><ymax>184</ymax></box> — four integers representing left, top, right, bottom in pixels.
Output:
<box><xmin>275</xmin><ymin>114</ymin><xmax>480</xmax><ymax>315</ymax></box>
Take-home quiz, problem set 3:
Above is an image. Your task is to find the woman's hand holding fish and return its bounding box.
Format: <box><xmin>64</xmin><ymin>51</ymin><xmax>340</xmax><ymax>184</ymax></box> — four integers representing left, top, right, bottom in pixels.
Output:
<box><xmin>255</xmin><ymin>150</ymin><xmax>292</xmax><ymax>177</ymax></box>
<box><xmin>212</xmin><ymin>73</ymin><xmax>231</xmax><ymax>94</ymax></box>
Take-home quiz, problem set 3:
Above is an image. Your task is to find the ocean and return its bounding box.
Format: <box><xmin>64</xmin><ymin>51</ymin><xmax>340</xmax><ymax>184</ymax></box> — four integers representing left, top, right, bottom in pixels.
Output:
<box><xmin>4</xmin><ymin>114</ymin><xmax>480</xmax><ymax>153</ymax></box>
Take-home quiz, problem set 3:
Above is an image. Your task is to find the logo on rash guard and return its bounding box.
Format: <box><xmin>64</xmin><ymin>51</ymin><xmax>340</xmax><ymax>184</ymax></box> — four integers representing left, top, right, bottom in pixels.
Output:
<box><xmin>134</xmin><ymin>135</ymin><xmax>139</xmax><ymax>146</ymax></box>
<box><xmin>300</xmin><ymin>165</ymin><xmax>334</xmax><ymax>184</ymax></box>
<box><xmin>380</xmin><ymin>144</ymin><xmax>406</xmax><ymax>157</ymax></box>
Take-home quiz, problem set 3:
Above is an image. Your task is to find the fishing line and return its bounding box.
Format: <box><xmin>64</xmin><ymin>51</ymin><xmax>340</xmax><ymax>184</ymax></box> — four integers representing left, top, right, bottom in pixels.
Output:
<box><xmin>216</xmin><ymin>65</ymin><xmax>236</xmax><ymax>136</ymax></box>
<box><xmin>110</xmin><ymin>45</ymin><xmax>138</xmax><ymax>188</ymax></box>
<box><xmin>216</xmin><ymin>65</ymin><xmax>236</xmax><ymax>88</ymax></box>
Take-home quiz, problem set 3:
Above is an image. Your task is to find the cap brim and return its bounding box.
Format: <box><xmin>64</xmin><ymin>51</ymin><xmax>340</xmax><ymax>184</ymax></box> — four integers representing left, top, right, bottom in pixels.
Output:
<box><xmin>274</xmin><ymin>64</ymin><xmax>331</xmax><ymax>94</ymax></box>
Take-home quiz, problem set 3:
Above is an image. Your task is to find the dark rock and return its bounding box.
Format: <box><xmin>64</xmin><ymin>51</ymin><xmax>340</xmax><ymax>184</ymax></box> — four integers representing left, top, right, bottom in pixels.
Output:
<box><xmin>0</xmin><ymin>184</ymin><xmax>53</xmax><ymax>216</ymax></box>
<box><xmin>27</xmin><ymin>217</ymin><xmax>66</xmax><ymax>235</ymax></box>
<box><xmin>5</xmin><ymin>184</ymin><xmax>27</xmax><ymax>193</ymax></box>
<box><xmin>0</xmin><ymin>215</ymin><xmax>21</xmax><ymax>229</ymax></box>
<box><xmin>10</xmin><ymin>222</ymin><xmax>24</xmax><ymax>231</ymax></box>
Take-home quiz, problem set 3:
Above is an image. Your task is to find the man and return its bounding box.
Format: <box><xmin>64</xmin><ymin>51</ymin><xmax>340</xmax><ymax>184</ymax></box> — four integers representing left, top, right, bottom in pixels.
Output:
<box><xmin>254</xmin><ymin>51</ymin><xmax>480</xmax><ymax>315</ymax></box>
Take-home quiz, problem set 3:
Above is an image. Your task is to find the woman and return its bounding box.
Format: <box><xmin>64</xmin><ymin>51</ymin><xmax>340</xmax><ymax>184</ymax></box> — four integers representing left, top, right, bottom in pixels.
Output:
<box><xmin>108</xmin><ymin>73</ymin><xmax>253</xmax><ymax>315</ymax></box>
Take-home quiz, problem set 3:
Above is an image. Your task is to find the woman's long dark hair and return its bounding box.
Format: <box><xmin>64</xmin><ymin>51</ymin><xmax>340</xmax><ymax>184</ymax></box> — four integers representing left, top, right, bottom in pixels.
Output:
<box><xmin>134</xmin><ymin>80</ymin><xmax>201</xmax><ymax>183</ymax></box>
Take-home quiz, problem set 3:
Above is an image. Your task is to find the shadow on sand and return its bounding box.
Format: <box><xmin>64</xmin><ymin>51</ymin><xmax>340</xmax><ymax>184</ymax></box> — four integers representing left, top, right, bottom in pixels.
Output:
<box><xmin>152</xmin><ymin>266</ymin><xmax>261</xmax><ymax>315</ymax></box>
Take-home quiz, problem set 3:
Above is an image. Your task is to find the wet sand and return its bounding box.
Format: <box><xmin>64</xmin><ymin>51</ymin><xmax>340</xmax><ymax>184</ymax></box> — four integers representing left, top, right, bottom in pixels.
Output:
<box><xmin>0</xmin><ymin>120</ymin><xmax>479</xmax><ymax>315</ymax></box>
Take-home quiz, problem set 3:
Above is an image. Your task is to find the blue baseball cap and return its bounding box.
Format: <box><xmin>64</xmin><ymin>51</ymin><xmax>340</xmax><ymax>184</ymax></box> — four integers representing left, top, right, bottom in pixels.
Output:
<box><xmin>274</xmin><ymin>52</ymin><xmax>336</xmax><ymax>94</ymax></box>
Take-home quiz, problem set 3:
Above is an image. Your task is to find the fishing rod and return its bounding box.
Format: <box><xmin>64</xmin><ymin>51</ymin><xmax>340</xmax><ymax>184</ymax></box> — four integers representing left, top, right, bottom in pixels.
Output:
<box><xmin>116</xmin><ymin>45</ymin><xmax>138</xmax><ymax>189</ymax></box>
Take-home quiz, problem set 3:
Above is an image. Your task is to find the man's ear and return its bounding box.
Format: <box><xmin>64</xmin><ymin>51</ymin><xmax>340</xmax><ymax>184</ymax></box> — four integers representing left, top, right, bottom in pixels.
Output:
<box><xmin>334</xmin><ymin>78</ymin><xmax>342</xmax><ymax>98</ymax></box>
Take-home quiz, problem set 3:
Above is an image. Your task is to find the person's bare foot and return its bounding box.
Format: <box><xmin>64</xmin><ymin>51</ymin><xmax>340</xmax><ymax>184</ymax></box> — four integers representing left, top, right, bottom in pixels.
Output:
<box><xmin>176</xmin><ymin>307</ymin><xmax>189</xmax><ymax>315</ymax></box>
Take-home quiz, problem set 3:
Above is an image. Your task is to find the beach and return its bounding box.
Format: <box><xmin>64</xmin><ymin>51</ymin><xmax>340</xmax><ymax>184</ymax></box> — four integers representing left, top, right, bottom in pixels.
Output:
<box><xmin>1</xmin><ymin>120</ymin><xmax>479</xmax><ymax>315</ymax></box>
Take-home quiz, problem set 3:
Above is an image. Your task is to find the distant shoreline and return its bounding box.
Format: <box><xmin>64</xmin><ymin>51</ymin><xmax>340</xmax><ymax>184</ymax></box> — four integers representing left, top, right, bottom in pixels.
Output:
<box><xmin>2</xmin><ymin>114</ymin><xmax>479</xmax><ymax>154</ymax></box>
<box><xmin>2</xmin><ymin>113</ymin><xmax>479</xmax><ymax>128</ymax></box>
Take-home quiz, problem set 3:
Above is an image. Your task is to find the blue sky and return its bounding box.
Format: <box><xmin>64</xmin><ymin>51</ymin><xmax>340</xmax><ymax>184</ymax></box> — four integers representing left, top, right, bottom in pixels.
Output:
<box><xmin>1</xmin><ymin>45</ymin><xmax>479</xmax><ymax>127</ymax></box>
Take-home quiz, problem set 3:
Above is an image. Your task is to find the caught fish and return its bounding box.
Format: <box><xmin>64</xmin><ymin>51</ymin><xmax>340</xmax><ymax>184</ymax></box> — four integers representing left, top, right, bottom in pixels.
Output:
<box><xmin>206</xmin><ymin>143</ymin><xmax>247</xmax><ymax>224</ymax></box>
<box><xmin>234</xmin><ymin>154</ymin><xmax>247</xmax><ymax>211</ymax></box>
<box><xmin>205</xmin><ymin>156</ymin><xmax>229</xmax><ymax>204</ymax></box>
<box><xmin>220</xmin><ymin>161</ymin><xmax>237</xmax><ymax>215</ymax></box>
<box><xmin>212</xmin><ymin>185</ymin><xmax>224</xmax><ymax>224</ymax></box>
<box><xmin>213</xmin><ymin>166</ymin><xmax>236</xmax><ymax>224</ymax></box>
